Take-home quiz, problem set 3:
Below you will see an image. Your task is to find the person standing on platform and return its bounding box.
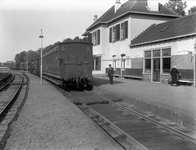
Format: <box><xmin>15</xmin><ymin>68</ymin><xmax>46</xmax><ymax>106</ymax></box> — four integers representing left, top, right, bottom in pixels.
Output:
<box><xmin>170</xmin><ymin>65</ymin><xmax>179</xmax><ymax>86</ymax></box>
<box><xmin>108</xmin><ymin>64</ymin><xmax>114</xmax><ymax>84</ymax></box>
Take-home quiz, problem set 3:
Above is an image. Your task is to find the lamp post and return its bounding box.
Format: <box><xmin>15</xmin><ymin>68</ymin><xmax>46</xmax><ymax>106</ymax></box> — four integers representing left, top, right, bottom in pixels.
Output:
<box><xmin>26</xmin><ymin>51</ymin><xmax>28</xmax><ymax>72</ymax></box>
<box><xmin>39</xmin><ymin>29</ymin><xmax>44</xmax><ymax>84</ymax></box>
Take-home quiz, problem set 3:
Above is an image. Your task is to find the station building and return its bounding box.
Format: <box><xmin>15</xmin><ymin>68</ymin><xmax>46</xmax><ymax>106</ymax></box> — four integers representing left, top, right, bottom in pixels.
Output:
<box><xmin>83</xmin><ymin>0</ymin><xmax>196</xmax><ymax>83</ymax></box>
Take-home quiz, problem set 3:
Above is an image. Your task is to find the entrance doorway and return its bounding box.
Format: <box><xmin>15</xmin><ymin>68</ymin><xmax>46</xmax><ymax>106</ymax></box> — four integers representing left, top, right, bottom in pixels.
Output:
<box><xmin>153</xmin><ymin>58</ymin><xmax>160</xmax><ymax>82</ymax></box>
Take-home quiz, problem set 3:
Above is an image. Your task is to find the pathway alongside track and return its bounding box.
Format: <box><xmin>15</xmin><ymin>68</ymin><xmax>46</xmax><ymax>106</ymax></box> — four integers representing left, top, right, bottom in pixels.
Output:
<box><xmin>4</xmin><ymin>73</ymin><xmax>123</xmax><ymax>150</ymax></box>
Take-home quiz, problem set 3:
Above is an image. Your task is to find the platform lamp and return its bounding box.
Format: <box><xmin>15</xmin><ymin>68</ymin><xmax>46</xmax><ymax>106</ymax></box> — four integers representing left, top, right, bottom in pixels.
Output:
<box><xmin>120</xmin><ymin>54</ymin><xmax>126</xmax><ymax>78</ymax></box>
<box><xmin>39</xmin><ymin>29</ymin><xmax>44</xmax><ymax>85</ymax></box>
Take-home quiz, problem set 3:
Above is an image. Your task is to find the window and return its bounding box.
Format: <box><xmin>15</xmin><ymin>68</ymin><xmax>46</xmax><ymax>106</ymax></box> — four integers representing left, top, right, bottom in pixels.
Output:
<box><xmin>109</xmin><ymin>21</ymin><xmax>127</xmax><ymax>43</ymax></box>
<box><xmin>144</xmin><ymin>51</ymin><xmax>151</xmax><ymax>73</ymax></box>
<box><xmin>112</xmin><ymin>26</ymin><xmax>116</xmax><ymax>42</ymax></box>
<box><xmin>122</xmin><ymin>59</ymin><xmax>126</xmax><ymax>69</ymax></box>
<box><xmin>121</xmin><ymin>21</ymin><xmax>128</xmax><ymax>40</ymax></box>
<box><xmin>109</xmin><ymin>28</ymin><xmax>112</xmax><ymax>43</ymax></box>
<box><xmin>93</xmin><ymin>56</ymin><xmax>101</xmax><ymax>70</ymax></box>
<box><xmin>153</xmin><ymin>50</ymin><xmax>160</xmax><ymax>57</ymax></box>
<box><xmin>92</xmin><ymin>30</ymin><xmax>100</xmax><ymax>46</ymax></box>
<box><xmin>162</xmin><ymin>48</ymin><xmax>171</xmax><ymax>73</ymax></box>
<box><xmin>116</xmin><ymin>24</ymin><xmax>120</xmax><ymax>41</ymax></box>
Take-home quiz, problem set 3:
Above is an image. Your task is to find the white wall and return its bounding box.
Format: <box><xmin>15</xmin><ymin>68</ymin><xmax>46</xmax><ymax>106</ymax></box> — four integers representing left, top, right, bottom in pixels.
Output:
<box><xmin>92</xmin><ymin>14</ymin><xmax>180</xmax><ymax>74</ymax></box>
<box><xmin>131</xmin><ymin>15</ymin><xmax>174</xmax><ymax>40</ymax></box>
<box><xmin>130</xmin><ymin>37</ymin><xmax>195</xmax><ymax>57</ymax></box>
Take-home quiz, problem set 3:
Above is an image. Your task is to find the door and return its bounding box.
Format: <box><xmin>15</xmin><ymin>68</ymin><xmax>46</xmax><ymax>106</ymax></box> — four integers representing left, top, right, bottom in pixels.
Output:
<box><xmin>153</xmin><ymin>58</ymin><xmax>160</xmax><ymax>82</ymax></box>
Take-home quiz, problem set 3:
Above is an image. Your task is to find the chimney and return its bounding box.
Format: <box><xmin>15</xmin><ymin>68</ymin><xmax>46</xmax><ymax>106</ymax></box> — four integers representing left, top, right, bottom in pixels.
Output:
<box><xmin>93</xmin><ymin>15</ymin><xmax>98</xmax><ymax>22</ymax></box>
<box><xmin>147</xmin><ymin>0</ymin><xmax>159</xmax><ymax>12</ymax></box>
<box><xmin>114</xmin><ymin>0</ymin><xmax>121</xmax><ymax>13</ymax></box>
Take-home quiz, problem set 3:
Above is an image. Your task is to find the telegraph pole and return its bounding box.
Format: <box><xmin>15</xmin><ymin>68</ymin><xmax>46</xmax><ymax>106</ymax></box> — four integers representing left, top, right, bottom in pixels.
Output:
<box><xmin>39</xmin><ymin>29</ymin><xmax>44</xmax><ymax>84</ymax></box>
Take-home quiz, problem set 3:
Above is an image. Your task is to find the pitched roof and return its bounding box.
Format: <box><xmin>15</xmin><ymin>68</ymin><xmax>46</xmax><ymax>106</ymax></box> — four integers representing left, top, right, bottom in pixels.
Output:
<box><xmin>130</xmin><ymin>13</ymin><xmax>196</xmax><ymax>47</ymax></box>
<box><xmin>86</xmin><ymin>0</ymin><xmax>179</xmax><ymax>31</ymax></box>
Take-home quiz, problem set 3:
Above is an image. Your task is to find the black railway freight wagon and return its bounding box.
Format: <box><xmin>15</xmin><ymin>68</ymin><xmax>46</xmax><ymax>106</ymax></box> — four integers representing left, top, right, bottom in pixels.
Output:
<box><xmin>42</xmin><ymin>42</ymin><xmax>93</xmax><ymax>88</ymax></box>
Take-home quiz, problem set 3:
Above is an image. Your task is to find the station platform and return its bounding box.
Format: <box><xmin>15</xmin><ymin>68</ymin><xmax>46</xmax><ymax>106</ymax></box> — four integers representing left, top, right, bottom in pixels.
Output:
<box><xmin>4</xmin><ymin>73</ymin><xmax>124</xmax><ymax>150</ymax></box>
<box><xmin>92</xmin><ymin>75</ymin><xmax>196</xmax><ymax>129</ymax></box>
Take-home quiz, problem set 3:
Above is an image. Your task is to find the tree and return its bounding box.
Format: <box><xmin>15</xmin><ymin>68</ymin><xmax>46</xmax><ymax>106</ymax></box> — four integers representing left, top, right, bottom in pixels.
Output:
<box><xmin>26</xmin><ymin>50</ymin><xmax>40</xmax><ymax>64</ymax></box>
<box><xmin>188</xmin><ymin>6</ymin><xmax>196</xmax><ymax>15</ymax></box>
<box><xmin>62</xmin><ymin>38</ymin><xmax>73</xmax><ymax>42</ymax></box>
<box><xmin>73</xmin><ymin>36</ymin><xmax>82</xmax><ymax>42</ymax></box>
<box><xmin>164</xmin><ymin>0</ymin><xmax>187</xmax><ymax>16</ymax></box>
<box><xmin>14</xmin><ymin>50</ymin><xmax>39</xmax><ymax>65</ymax></box>
<box><xmin>14</xmin><ymin>51</ymin><xmax>26</xmax><ymax>64</ymax></box>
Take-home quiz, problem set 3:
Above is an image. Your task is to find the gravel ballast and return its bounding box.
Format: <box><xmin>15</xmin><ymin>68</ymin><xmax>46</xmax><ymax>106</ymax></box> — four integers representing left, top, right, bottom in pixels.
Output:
<box><xmin>4</xmin><ymin>74</ymin><xmax>123</xmax><ymax>150</ymax></box>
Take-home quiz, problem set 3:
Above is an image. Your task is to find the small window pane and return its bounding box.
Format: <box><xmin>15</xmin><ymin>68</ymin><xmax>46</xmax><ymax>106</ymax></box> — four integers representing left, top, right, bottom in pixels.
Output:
<box><xmin>153</xmin><ymin>50</ymin><xmax>160</xmax><ymax>57</ymax></box>
<box><xmin>162</xmin><ymin>48</ymin><xmax>171</xmax><ymax>56</ymax></box>
<box><xmin>145</xmin><ymin>51</ymin><xmax>151</xmax><ymax>58</ymax></box>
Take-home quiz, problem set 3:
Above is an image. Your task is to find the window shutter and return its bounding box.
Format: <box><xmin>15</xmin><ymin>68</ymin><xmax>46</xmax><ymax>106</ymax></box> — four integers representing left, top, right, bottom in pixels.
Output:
<box><xmin>98</xmin><ymin>30</ymin><xmax>100</xmax><ymax>45</ymax></box>
<box><xmin>109</xmin><ymin>28</ymin><xmax>112</xmax><ymax>43</ymax></box>
<box><xmin>116</xmin><ymin>24</ymin><xmax>120</xmax><ymax>41</ymax></box>
<box><xmin>125</xmin><ymin>21</ymin><xmax>128</xmax><ymax>38</ymax></box>
<box><xmin>88</xmin><ymin>33</ymin><xmax>92</xmax><ymax>43</ymax></box>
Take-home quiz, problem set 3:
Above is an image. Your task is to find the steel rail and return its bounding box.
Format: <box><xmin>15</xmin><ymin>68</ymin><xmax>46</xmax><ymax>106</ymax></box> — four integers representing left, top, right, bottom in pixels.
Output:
<box><xmin>100</xmin><ymin>95</ymin><xmax>196</xmax><ymax>145</ymax></box>
<box><xmin>76</xmin><ymin>96</ymin><xmax>149</xmax><ymax>150</ymax></box>
<box><xmin>0</xmin><ymin>74</ymin><xmax>23</xmax><ymax>118</ymax></box>
<box><xmin>0</xmin><ymin>74</ymin><xmax>15</xmax><ymax>92</ymax></box>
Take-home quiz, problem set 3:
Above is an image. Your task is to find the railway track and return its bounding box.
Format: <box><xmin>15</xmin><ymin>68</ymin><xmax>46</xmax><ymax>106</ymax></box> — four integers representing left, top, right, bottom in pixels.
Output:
<box><xmin>0</xmin><ymin>72</ymin><xmax>28</xmax><ymax>149</ymax></box>
<box><xmin>65</xmin><ymin>90</ymin><xmax>196</xmax><ymax>150</ymax></box>
<box><xmin>36</xmin><ymin>75</ymin><xmax>196</xmax><ymax>149</ymax></box>
<box><xmin>0</xmin><ymin>73</ymin><xmax>14</xmax><ymax>92</ymax></box>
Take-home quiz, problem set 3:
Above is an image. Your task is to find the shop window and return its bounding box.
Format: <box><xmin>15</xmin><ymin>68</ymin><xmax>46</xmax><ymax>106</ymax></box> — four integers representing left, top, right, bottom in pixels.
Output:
<box><xmin>144</xmin><ymin>51</ymin><xmax>151</xmax><ymax>73</ymax></box>
<box><xmin>145</xmin><ymin>59</ymin><xmax>151</xmax><ymax>73</ymax></box>
<box><xmin>162</xmin><ymin>48</ymin><xmax>171</xmax><ymax>73</ymax></box>
<box><xmin>162</xmin><ymin>58</ymin><xmax>171</xmax><ymax>73</ymax></box>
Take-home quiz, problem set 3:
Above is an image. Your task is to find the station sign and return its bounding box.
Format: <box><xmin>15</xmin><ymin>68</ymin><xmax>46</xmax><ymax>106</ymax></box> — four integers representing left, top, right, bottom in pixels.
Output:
<box><xmin>177</xmin><ymin>49</ymin><xmax>188</xmax><ymax>55</ymax></box>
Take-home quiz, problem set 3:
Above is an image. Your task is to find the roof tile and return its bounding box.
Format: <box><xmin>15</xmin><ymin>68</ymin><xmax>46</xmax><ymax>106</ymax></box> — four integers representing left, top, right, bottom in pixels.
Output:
<box><xmin>131</xmin><ymin>13</ymin><xmax>196</xmax><ymax>46</ymax></box>
<box><xmin>86</xmin><ymin>0</ymin><xmax>179</xmax><ymax>30</ymax></box>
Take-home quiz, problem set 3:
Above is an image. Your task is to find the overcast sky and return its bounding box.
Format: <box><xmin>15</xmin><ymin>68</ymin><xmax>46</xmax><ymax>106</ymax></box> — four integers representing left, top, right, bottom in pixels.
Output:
<box><xmin>0</xmin><ymin>0</ymin><xmax>195</xmax><ymax>63</ymax></box>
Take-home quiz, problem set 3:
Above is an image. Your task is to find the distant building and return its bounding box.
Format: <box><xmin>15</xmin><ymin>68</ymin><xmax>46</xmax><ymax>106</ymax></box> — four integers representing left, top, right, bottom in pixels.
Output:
<box><xmin>2</xmin><ymin>61</ymin><xmax>16</xmax><ymax>70</ymax></box>
<box><xmin>83</xmin><ymin>0</ymin><xmax>196</xmax><ymax>83</ymax></box>
<box><xmin>130</xmin><ymin>13</ymin><xmax>196</xmax><ymax>82</ymax></box>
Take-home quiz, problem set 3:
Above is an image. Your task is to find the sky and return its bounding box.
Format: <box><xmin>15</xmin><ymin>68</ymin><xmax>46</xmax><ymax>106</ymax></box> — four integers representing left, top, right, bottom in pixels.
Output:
<box><xmin>0</xmin><ymin>0</ymin><xmax>195</xmax><ymax>63</ymax></box>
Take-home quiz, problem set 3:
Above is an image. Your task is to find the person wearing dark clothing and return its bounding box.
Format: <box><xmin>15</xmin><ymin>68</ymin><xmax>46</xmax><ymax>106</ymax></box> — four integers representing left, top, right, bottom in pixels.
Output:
<box><xmin>108</xmin><ymin>64</ymin><xmax>114</xmax><ymax>84</ymax></box>
<box><xmin>170</xmin><ymin>66</ymin><xmax>179</xmax><ymax>86</ymax></box>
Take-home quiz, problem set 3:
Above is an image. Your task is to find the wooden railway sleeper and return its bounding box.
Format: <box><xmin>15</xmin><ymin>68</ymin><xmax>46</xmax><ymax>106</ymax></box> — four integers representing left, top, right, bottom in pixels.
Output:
<box><xmin>78</xmin><ymin>102</ymin><xmax>149</xmax><ymax>150</ymax></box>
<box><xmin>115</xmin><ymin>134</ymin><xmax>127</xmax><ymax>142</ymax></box>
